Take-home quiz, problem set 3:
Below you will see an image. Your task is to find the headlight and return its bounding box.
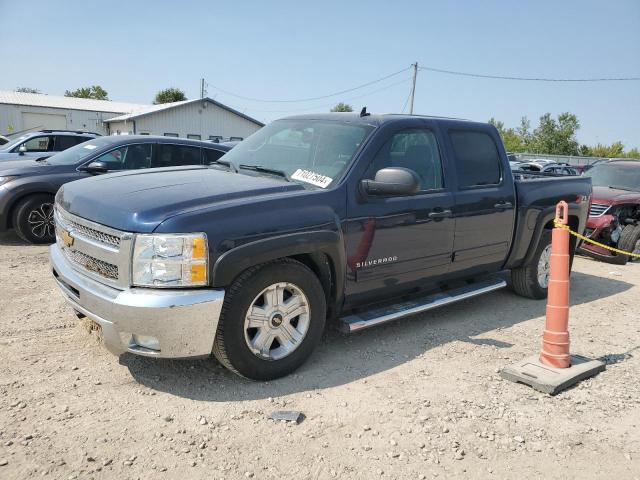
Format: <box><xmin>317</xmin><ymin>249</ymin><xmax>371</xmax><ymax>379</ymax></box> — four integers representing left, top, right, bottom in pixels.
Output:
<box><xmin>0</xmin><ymin>176</ymin><xmax>17</xmax><ymax>186</ymax></box>
<box><xmin>132</xmin><ymin>233</ymin><xmax>208</xmax><ymax>287</ymax></box>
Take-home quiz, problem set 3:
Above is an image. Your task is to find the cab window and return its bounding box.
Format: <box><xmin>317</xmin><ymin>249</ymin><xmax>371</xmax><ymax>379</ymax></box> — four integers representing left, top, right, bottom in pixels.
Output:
<box><xmin>449</xmin><ymin>130</ymin><xmax>501</xmax><ymax>187</ymax></box>
<box><xmin>365</xmin><ymin>128</ymin><xmax>443</xmax><ymax>191</ymax></box>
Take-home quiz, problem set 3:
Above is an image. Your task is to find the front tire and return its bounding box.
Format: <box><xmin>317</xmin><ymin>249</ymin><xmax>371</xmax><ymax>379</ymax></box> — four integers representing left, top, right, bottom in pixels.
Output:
<box><xmin>212</xmin><ymin>259</ymin><xmax>326</xmax><ymax>380</ymax></box>
<box><xmin>13</xmin><ymin>194</ymin><xmax>56</xmax><ymax>244</ymax></box>
<box><xmin>511</xmin><ymin>230</ymin><xmax>553</xmax><ymax>299</ymax></box>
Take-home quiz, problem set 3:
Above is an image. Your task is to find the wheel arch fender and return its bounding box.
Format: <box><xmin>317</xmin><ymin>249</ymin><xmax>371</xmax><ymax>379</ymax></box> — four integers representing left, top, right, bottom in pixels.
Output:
<box><xmin>211</xmin><ymin>230</ymin><xmax>346</xmax><ymax>312</ymax></box>
<box><xmin>522</xmin><ymin>206</ymin><xmax>581</xmax><ymax>266</ymax></box>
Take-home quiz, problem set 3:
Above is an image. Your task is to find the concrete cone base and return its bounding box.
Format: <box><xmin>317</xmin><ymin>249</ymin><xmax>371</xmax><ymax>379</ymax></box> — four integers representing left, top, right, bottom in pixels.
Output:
<box><xmin>500</xmin><ymin>354</ymin><xmax>605</xmax><ymax>395</ymax></box>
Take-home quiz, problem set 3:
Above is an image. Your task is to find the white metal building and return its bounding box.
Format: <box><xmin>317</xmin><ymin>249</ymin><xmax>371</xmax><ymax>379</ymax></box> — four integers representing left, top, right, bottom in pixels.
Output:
<box><xmin>0</xmin><ymin>91</ymin><xmax>146</xmax><ymax>135</ymax></box>
<box><xmin>104</xmin><ymin>98</ymin><xmax>263</xmax><ymax>140</ymax></box>
<box><xmin>0</xmin><ymin>91</ymin><xmax>263</xmax><ymax>140</ymax></box>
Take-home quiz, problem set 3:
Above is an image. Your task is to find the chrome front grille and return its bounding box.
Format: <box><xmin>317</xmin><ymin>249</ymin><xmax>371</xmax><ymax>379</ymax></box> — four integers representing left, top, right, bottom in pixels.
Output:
<box><xmin>54</xmin><ymin>206</ymin><xmax>133</xmax><ymax>288</ymax></box>
<box><xmin>56</xmin><ymin>208</ymin><xmax>121</xmax><ymax>249</ymax></box>
<box><xmin>62</xmin><ymin>249</ymin><xmax>118</xmax><ymax>280</ymax></box>
<box><xmin>589</xmin><ymin>203</ymin><xmax>610</xmax><ymax>217</ymax></box>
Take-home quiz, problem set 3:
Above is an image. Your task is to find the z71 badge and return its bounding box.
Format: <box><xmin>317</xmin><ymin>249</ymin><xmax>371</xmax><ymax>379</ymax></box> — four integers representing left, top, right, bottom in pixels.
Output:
<box><xmin>356</xmin><ymin>256</ymin><xmax>398</xmax><ymax>268</ymax></box>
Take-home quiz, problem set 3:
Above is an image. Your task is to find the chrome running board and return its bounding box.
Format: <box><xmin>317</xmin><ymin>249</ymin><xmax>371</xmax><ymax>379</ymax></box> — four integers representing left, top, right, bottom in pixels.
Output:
<box><xmin>339</xmin><ymin>277</ymin><xmax>507</xmax><ymax>333</ymax></box>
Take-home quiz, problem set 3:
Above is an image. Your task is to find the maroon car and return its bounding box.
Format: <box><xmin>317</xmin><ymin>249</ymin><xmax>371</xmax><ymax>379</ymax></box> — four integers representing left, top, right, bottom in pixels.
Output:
<box><xmin>580</xmin><ymin>160</ymin><xmax>640</xmax><ymax>264</ymax></box>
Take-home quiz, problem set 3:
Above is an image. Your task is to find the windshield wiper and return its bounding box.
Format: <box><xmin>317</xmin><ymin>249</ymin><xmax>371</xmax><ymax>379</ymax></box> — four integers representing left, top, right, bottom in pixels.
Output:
<box><xmin>238</xmin><ymin>164</ymin><xmax>290</xmax><ymax>181</ymax></box>
<box><xmin>208</xmin><ymin>159</ymin><xmax>238</xmax><ymax>173</ymax></box>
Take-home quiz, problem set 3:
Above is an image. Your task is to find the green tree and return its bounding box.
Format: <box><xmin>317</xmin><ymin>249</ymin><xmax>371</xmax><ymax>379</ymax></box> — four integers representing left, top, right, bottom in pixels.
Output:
<box><xmin>489</xmin><ymin>117</ymin><xmax>525</xmax><ymax>152</ymax></box>
<box><xmin>330</xmin><ymin>102</ymin><xmax>353</xmax><ymax>112</ymax></box>
<box><xmin>625</xmin><ymin>148</ymin><xmax>640</xmax><ymax>159</ymax></box>
<box><xmin>529</xmin><ymin>112</ymin><xmax>580</xmax><ymax>155</ymax></box>
<box><xmin>15</xmin><ymin>87</ymin><xmax>40</xmax><ymax>94</ymax></box>
<box><xmin>590</xmin><ymin>141</ymin><xmax>625</xmax><ymax>158</ymax></box>
<box><xmin>154</xmin><ymin>88</ymin><xmax>187</xmax><ymax>104</ymax></box>
<box><xmin>64</xmin><ymin>85</ymin><xmax>109</xmax><ymax>100</ymax></box>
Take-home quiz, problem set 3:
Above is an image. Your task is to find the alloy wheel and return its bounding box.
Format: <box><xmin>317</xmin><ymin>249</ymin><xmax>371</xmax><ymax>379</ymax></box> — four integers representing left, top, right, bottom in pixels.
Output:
<box><xmin>27</xmin><ymin>203</ymin><xmax>54</xmax><ymax>239</ymax></box>
<box><xmin>243</xmin><ymin>282</ymin><xmax>310</xmax><ymax>361</ymax></box>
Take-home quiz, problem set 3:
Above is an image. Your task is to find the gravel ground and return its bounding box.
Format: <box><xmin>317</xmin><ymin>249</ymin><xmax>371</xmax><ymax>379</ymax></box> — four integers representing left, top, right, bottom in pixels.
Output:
<box><xmin>0</xmin><ymin>230</ymin><xmax>639</xmax><ymax>480</ymax></box>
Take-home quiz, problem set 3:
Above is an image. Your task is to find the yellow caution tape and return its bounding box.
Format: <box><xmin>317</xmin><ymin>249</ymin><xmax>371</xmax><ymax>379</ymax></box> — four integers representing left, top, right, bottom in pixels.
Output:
<box><xmin>554</xmin><ymin>221</ymin><xmax>640</xmax><ymax>258</ymax></box>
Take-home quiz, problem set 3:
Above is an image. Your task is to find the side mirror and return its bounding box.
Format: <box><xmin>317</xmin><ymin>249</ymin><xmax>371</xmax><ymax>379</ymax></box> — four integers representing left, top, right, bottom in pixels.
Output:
<box><xmin>81</xmin><ymin>160</ymin><xmax>108</xmax><ymax>174</ymax></box>
<box><xmin>361</xmin><ymin>167</ymin><xmax>420</xmax><ymax>196</ymax></box>
<box><xmin>18</xmin><ymin>144</ymin><xmax>27</xmax><ymax>155</ymax></box>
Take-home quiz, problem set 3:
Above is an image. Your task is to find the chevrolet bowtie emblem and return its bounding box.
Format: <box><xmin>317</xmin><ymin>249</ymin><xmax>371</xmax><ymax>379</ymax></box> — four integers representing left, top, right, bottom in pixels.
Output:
<box><xmin>61</xmin><ymin>229</ymin><xmax>74</xmax><ymax>248</ymax></box>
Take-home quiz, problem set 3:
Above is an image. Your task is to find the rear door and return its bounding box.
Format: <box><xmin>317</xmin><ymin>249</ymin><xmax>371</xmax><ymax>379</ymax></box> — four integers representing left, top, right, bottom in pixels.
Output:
<box><xmin>446</xmin><ymin>128</ymin><xmax>516</xmax><ymax>276</ymax></box>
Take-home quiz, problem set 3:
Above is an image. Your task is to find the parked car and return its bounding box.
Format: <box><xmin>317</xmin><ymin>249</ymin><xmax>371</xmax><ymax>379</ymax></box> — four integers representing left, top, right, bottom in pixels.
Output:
<box><xmin>572</xmin><ymin>161</ymin><xmax>604</xmax><ymax>175</ymax></box>
<box><xmin>0</xmin><ymin>136</ymin><xmax>230</xmax><ymax>244</ymax></box>
<box><xmin>579</xmin><ymin>160</ymin><xmax>640</xmax><ymax>264</ymax></box>
<box><xmin>50</xmin><ymin>113</ymin><xmax>591</xmax><ymax>380</ymax></box>
<box><xmin>512</xmin><ymin>161</ymin><xmax>578</xmax><ymax>176</ymax></box>
<box><xmin>0</xmin><ymin>130</ymin><xmax>101</xmax><ymax>162</ymax></box>
<box><xmin>0</xmin><ymin>134</ymin><xmax>9</xmax><ymax>146</ymax></box>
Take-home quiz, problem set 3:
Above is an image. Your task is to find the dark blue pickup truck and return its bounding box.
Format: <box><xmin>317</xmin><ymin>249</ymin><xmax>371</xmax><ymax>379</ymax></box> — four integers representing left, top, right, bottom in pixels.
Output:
<box><xmin>50</xmin><ymin>113</ymin><xmax>591</xmax><ymax>380</ymax></box>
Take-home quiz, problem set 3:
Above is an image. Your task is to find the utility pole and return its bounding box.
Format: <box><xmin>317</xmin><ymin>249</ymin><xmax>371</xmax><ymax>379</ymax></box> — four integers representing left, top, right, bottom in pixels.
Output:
<box><xmin>409</xmin><ymin>62</ymin><xmax>418</xmax><ymax>114</ymax></box>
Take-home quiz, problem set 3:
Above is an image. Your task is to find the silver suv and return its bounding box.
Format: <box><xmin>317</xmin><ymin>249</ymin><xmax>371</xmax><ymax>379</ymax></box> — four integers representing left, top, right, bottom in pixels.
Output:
<box><xmin>0</xmin><ymin>130</ymin><xmax>100</xmax><ymax>161</ymax></box>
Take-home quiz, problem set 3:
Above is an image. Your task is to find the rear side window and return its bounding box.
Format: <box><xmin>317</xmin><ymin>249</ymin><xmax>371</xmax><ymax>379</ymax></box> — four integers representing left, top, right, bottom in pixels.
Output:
<box><xmin>154</xmin><ymin>144</ymin><xmax>202</xmax><ymax>167</ymax></box>
<box><xmin>55</xmin><ymin>135</ymin><xmax>80</xmax><ymax>151</ymax></box>
<box><xmin>203</xmin><ymin>148</ymin><xmax>225</xmax><ymax>164</ymax></box>
<box><xmin>449</xmin><ymin>130</ymin><xmax>501</xmax><ymax>187</ymax></box>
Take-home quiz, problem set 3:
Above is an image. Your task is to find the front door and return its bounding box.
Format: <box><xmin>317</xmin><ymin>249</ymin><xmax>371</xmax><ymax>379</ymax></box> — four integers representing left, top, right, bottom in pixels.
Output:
<box><xmin>344</xmin><ymin>126</ymin><xmax>455</xmax><ymax>305</ymax></box>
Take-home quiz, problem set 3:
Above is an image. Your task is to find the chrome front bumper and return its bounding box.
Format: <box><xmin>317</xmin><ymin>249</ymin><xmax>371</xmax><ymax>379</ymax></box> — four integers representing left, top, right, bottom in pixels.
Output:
<box><xmin>50</xmin><ymin>244</ymin><xmax>224</xmax><ymax>358</ymax></box>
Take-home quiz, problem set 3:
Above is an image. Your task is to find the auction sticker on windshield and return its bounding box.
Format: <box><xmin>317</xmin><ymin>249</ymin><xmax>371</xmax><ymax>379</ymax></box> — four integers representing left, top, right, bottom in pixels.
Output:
<box><xmin>291</xmin><ymin>169</ymin><xmax>333</xmax><ymax>188</ymax></box>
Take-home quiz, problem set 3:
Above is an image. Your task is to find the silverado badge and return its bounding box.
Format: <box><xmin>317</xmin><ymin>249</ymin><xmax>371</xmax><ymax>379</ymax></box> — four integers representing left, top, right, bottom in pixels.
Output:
<box><xmin>61</xmin><ymin>229</ymin><xmax>74</xmax><ymax>248</ymax></box>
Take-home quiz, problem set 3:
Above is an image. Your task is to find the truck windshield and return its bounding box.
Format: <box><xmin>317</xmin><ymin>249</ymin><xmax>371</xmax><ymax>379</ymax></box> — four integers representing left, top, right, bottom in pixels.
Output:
<box><xmin>221</xmin><ymin>119</ymin><xmax>375</xmax><ymax>188</ymax></box>
<box><xmin>585</xmin><ymin>163</ymin><xmax>640</xmax><ymax>192</ymax></box>
<box><xmin>47</xmin><ymin>138</ymin><xmax>113</xmax><ymax>165</ymax></box>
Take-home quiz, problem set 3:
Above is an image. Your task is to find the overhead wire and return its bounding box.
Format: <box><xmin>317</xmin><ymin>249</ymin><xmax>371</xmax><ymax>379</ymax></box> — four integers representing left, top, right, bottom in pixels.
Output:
<box><xmin>418</xmin><ymin>65</ymin><xmax>640</xmax><ymax>82</ymax></box>
<box><xmin>206</xmin><ymin>66</ymin><xmax>411</xmax><ymax>103</ymax></box>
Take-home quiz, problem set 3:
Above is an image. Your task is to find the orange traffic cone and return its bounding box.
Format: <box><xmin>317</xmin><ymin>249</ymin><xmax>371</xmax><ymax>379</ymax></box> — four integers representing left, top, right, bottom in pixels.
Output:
<box><xmin>539</xmin><ymin>201</ymin><xmax>571</xmax><ymax>368</ymax></box>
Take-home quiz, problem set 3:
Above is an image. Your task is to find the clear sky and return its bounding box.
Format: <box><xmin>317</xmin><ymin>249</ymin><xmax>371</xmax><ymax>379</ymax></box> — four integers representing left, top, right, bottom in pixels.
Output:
<box><xmin>1</xmin><ymin>0</ymin><xmax>638</xmax><ymax>148</ymax></box>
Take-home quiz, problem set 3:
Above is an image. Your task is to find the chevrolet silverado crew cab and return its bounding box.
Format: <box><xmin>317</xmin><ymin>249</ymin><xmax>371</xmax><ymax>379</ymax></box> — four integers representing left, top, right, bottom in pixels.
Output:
<box><xmin>50</xmin><ymin>113</ymin><xmax>591</xmax><ymax>380</ymax></box>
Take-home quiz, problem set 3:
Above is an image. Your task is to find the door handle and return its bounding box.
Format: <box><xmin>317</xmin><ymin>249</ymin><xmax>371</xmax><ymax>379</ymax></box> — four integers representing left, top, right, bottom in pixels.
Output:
<box><xmin>428</xmin><ymin>209</ymin><xmax>452</xmax><ymax>219</ymax></box>
<box><xmin>494</xmin><ymin>202</ymin><xmax>513</xmax><ymax>210</ymax></box>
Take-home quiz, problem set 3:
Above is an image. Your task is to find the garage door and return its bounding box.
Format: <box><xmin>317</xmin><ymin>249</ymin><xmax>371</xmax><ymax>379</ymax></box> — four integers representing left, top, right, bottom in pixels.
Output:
<box><xmin>22</xmin><ymin>112</ymin><xmax>67</xmax><ymax>131</ymax></box>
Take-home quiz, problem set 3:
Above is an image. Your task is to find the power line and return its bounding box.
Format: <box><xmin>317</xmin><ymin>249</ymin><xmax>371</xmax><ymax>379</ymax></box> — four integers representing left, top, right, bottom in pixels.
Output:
<box><xmin>418</xmin><ymin>65</ymin><xmax>640</xmax><ymax>82</ymax></box>
<box><xmin>207</xmin><ymin>66</ymin><xmax>411</xmax><ymax>103</ymax></box>
<box><xmin>241</xmin><ymin>76</ymin><xmax>413</xmax><ymax>114</ymax></box>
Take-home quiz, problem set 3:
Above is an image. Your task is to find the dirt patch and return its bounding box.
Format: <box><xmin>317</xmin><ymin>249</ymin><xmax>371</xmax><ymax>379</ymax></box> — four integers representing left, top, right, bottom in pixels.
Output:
<box><xmin>1</xmin><ymin>231</ymin><xmax>639</xmax><ymax>479</ymax></box>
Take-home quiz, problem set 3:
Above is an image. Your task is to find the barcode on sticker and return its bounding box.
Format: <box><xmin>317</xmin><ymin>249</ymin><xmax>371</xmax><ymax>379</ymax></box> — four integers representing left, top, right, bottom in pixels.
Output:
<box><xmin>291</xmin><ymin>169</ymin><xmax>333</xmax><ymax>188</ymax></box>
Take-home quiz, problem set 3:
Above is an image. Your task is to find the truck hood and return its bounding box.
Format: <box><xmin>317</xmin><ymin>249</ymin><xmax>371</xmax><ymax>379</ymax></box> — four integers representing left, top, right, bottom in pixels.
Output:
<box><xmin>57</xmin><ymin>166</ymin><xmax>305</xmax><ymax>232</ymax></box>
<box><xmin>591</xmin><ymin>185</ymin><xmax>640</xmax><ymax>205</ymax></box>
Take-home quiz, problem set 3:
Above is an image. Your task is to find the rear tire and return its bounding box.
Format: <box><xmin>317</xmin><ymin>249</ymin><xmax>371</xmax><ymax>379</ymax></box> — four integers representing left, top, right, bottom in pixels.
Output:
<box><xmin>212</xmin><ymin>259</ymin><xmax>326</xmax><ymax>380</ymax></box>
<box><xmin>13</xmin><ymin>194</ymin><xmax>56</xmax><ymax>244</ymax></box>
<box><xmin>511</xmin><ymin>230</ymin><xmax>553</xmax><ymax>299</ymax></box>
<box><xmin>617</xmin><ymin>225</ymin><xmax>640</xmax><ymax>263</ymax></box>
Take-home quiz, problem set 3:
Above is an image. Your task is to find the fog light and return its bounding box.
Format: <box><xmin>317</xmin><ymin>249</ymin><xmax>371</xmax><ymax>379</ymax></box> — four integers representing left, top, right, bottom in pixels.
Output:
<box><xmin>132</xmin><ymin>334</ymin><xmax>160</xmax><ymax>351</ymax></box>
